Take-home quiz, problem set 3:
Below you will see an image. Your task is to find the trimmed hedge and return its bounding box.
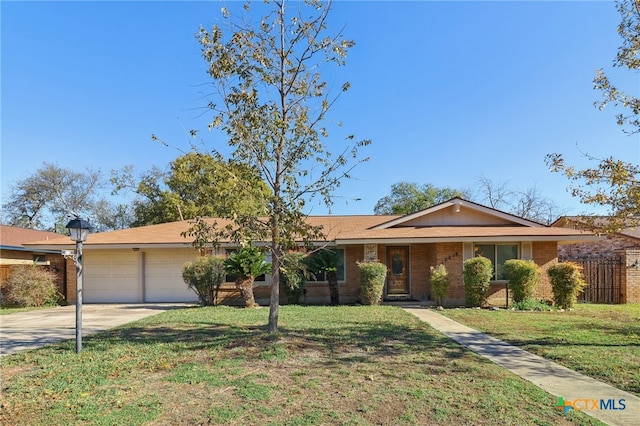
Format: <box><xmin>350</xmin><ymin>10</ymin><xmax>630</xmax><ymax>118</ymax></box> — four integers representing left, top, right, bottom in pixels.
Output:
<box><xmin>430</xmin><ymin>264</ymin><xmax>449</xmax><ymax>306</ymax></box>
<box><xmin>358</xmin><ymin>261</ymin><xmax>387</xmax><ymax>305</ymax></box>
<box><xmin>547</xmin><ymin>262</ymin><xmax>586</xmax><ymax>309</ymax></box>
<box><xmin>463</xmin><ymin>257</ymin><xmax>493</xmax><ymax>307</ymax></box>
<box><xmin>503</xmin><ymin>259</ymin><xmax>541</xmax><ymax>303</ymax></box>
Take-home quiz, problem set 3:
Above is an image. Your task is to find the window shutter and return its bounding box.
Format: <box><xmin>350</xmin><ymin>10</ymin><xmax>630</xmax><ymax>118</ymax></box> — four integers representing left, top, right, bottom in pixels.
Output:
<box><xmin>521</xmin><ymin>242</ymin><xmax>532</xmax><ymax>260</ymax></box>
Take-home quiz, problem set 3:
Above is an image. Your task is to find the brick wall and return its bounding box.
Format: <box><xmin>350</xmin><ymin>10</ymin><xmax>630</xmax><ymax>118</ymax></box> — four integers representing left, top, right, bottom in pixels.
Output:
<box><xmin>621</xmin><ymin>250</ymin><xmax>640</xmax><ymax>304</ymax></box>
<box><xmin>559</xmin><ymin>234</ymin><xmax>639</xmax><ymax>260</ymax></box>
<box><xmin>65</xmin><ymin>257</ymin><xmax>77</xmax><ymax>303</ymax></box>
<box><xmin>435</xmin><ymin>242</ymin><xmax>464</xmax><ymax>302</ymax></box>
<box><xmin>531</xmin><ymin>241</ymin><xmax>558</xmax><ymax>302</ymax></box>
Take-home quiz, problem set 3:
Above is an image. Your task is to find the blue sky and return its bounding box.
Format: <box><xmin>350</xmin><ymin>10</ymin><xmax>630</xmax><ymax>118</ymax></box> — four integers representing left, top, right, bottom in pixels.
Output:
<box><xmin>2</xmin><ymin>0</ymin><xmax>638</xmax><ymax>218</ymax></box>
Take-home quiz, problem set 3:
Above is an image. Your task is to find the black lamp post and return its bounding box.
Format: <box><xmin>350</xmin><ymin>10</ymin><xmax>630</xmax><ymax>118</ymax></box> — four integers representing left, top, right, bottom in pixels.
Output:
<box><xmin>65</xmin><ymin>218</ymin><xmax>92</xmax><ymax>353</ymax></box>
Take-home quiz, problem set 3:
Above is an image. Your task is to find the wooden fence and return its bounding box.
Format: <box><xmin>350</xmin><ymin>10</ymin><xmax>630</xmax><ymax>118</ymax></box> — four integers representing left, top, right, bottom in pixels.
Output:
<box><xmin>567</xmin><ymin>256</ymin><xmax>623</xmax><ymax>304</ymax></box>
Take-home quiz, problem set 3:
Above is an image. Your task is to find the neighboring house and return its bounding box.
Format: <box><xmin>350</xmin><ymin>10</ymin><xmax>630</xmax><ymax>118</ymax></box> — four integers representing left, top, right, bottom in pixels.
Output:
<box><xmin>24</xmin><ymin>198</ymin><xmax>597</xmax><ymax>306</ymax></box>
<box><xmin>551</xmin><ymin>217</ymin><xmax>640</xmax><ymax>304</ymax></box>
<box><xmin>0</xmin><ymin>225</ymin><xmax>70</xmax><ymax>300</ymax></box>
<box><xmin>551</xmin><ymin>216</ymin><xmax>640</xmax><ymax>259</ymax></box>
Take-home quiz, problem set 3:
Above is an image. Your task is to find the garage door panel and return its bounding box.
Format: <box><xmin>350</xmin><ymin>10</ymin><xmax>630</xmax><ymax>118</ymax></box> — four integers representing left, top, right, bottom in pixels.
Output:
<box><xmin>144</xmin><ymin>250</ymin><xmax>199</xmax><ymax>303</ymax></box>
<box><xmin>84</xmin><ymin>251</ymin><xmax>140</xmax><ymax>303</ymax></box>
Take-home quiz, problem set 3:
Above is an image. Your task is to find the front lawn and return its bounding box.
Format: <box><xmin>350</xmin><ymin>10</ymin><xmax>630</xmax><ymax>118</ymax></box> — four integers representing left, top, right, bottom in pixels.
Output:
<box><xmin>441</xmin><ymin>303</ymin><xmax>640</xmax><ymax>396</ymax></box>
<box><xmin>0</xmin><ymin>306</ymin><xmax>599</xmax><ymax>425</ymax></box>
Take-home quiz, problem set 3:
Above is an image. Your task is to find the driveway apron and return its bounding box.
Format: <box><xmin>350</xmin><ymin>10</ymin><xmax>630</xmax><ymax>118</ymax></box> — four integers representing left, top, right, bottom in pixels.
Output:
<box><xmin>1</xmin><ymin>304</ymin><xmax>190</xmax><ymax>356</ymax></box>
<box><xmin>405</xmin><ymin>308</ymin><xmax>640</xmax><ymax>426</ymax></box>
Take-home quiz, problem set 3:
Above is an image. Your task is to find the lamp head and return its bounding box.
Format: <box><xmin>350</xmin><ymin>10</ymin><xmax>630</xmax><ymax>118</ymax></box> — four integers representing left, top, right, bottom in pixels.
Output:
<box><xmin>65</xmin><ymin>218</ymin><xmax>93</xmax><ymax>242</ymax></box>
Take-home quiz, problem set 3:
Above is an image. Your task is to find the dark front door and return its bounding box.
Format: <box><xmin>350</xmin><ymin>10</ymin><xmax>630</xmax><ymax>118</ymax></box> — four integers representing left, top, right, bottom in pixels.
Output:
<box><xmin>387</xmin><ymin>247</ymin><xmax>410</xmax><ymax>296</ymax></box>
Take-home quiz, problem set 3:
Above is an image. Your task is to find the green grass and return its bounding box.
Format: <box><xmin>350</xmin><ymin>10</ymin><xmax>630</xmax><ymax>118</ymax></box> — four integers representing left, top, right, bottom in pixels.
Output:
<box><xmin>1</xmin><ymin>306</ymin><xmax>601</xmax><ymax>425</ymax></box>
<box><xmin>441</xmin><ymin>303</ymin><xmax>640</xmax><ymax>396</ymax></box>
<box><xmin>0</xmin><ymin>304</ymin><xmax>58</xmax><ymax>315</ymax></box>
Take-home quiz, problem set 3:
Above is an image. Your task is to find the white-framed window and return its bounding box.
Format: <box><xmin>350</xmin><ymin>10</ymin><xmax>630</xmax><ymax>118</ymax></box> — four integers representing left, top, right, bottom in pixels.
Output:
<box><xmin>474</xmin><ymin>244</ymin><xmax>519</xmax><ymax>281</ymax></box>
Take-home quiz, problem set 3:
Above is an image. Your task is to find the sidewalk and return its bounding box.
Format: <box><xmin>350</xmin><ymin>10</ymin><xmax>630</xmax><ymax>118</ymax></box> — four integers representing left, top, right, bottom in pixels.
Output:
<box><xmin>404</xmin><ymin>308</ymin><xmax>640</xmax><ymax>426</ymax></box>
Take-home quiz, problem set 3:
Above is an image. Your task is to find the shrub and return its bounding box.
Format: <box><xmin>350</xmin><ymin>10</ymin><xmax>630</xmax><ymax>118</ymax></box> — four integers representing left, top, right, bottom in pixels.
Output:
<box><xmin>512</xmin><ymin>298</ymin><xmax>552</xmax><ymax>311</ymax></box>
<box><xmin>279</xmin><ymin>251</ymin><xmax>308</xmax><ymax>304</ymax></box>
<box><xmin>547</xmin><ymin>262</ymin><xmax>586</xmax><ymax>309</ymax></box>
<box><xmin>430</xmin><ymin>264</ymin><xmax>449</xmax><ymax>305</ymax></box>
<box><xmin>463</xmin><ymin>256</ymin><xmax>493</xmax><ymax>307</ymax></box>
<box><xmin>503</xmin><ymin>259</ymin><xmax>541</xmax><ymax>303</ymax></box>
<box><xmin>358</xmin><ymin>261</ymin><xmax>387</xmax><ymax>305</ymax></box>
<box><xmin>225</xmin><ymin>246</ymin><xmax>271</xmax><ymax>308</ymax></box>
<box><xmin>182</xmin><ymin>255</ymin><xmax>226</xmax><ymax>306</ymax></box>
<box><xmin>4</xmin><ymin>264</ymin><xmax>59</xmax><ymax>307</ymax></box>
<box><xmin>306</xmin><ymin>249</ymin><xmax>341</xmax><ymax>305</ymax></box>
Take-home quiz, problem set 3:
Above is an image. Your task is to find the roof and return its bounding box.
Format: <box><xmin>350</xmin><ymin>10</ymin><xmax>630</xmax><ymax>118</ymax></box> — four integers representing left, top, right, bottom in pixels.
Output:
<box><xmin>24</xmin><ymin>198</ymin><xmax>596</xmax><ymax>250</ymax></box>
<box><xmin>0</xmin><ymin>225</ymin><xmax>64</xmax><ymax>252</ymax></box>
<box><xmin>551</xmin><ymin>216</ymin><xmax>640</xmax><ymax>241</ymax></box>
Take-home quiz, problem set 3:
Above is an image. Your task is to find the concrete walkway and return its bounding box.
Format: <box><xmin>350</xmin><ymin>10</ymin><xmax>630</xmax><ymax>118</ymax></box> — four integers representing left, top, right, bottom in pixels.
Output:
<box><xmin>0</xmin><ymin>303</ymin><xmax>191</xmax><ymax>356</ymax></box>
<box><xmin>404</xmin><ymin>308</ymin><xmax>639</xmax><ymax>426</ymax></box>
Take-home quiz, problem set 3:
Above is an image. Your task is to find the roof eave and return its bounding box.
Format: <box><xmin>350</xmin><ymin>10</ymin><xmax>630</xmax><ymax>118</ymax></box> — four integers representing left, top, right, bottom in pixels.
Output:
<box><xmin>336</xmin><ymin>235</ymin><xmax>599</xmax><ymax>245</ymax></box>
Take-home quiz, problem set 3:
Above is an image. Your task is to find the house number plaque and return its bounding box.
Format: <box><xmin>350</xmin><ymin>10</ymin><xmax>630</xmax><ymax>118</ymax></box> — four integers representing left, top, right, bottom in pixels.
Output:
<box><xmin>364</xmin><ymin>244</ymin><xmax>378</xmax><ymax>261</ymax></box>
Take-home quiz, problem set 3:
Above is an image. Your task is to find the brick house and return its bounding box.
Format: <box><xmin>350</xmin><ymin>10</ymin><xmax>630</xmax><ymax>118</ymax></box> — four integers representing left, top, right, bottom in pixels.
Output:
<box><xmin>0</xmin><ymin>225</ymin><xmax>72</xmax><ymax>301</ymax></box>
<box><xmin>552</xmin><ymin>217</ymin><xmax>640</xmax><ymax>304</ymax></box>
<box><xmin>24</xmin><ymin>198</ymin><xmax>596</xmax><ymax>306</ymax></box>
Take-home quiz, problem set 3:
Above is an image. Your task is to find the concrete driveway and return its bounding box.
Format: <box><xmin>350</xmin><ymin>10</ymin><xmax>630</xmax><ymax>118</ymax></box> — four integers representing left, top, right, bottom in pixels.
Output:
<box><xmin>0</xmin><ymin>303</ymin><xmax>192</xmax><ymax>356</ymax></box>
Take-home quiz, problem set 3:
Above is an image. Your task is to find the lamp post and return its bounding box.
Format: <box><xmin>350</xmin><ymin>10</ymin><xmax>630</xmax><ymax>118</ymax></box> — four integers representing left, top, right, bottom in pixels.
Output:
<box><xmin>65</xmin><ymin>218</ymin><xmax>92</xmax><ymax>353</ymax></box>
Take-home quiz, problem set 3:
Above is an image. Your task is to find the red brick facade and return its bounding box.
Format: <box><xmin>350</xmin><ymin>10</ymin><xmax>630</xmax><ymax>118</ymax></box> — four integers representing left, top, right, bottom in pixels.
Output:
<box><xmin>257</xmin><ymin>241</ymin><xmax>559</xmax><ymax>307</ymax></box>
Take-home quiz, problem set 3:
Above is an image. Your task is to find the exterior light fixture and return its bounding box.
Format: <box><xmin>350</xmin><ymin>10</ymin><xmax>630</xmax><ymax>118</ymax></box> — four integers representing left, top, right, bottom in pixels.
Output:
<box><xmin>65</xmin><ymin>217</ymin><xmax>93</xmax><ymax>353</ymax></box>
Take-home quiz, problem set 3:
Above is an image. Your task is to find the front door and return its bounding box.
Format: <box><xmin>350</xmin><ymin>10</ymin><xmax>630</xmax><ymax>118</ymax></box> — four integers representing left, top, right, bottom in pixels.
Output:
<box><xmin>387</xmin><ymin>246</ymin><xmax>410</xmax><ymax>297</ymax></box>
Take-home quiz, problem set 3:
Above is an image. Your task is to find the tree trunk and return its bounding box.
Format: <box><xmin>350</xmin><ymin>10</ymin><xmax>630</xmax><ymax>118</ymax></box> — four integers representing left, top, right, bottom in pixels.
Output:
<box><xmin>236</xmin><ymin>278</ymin><xmax>257</xmax><ymax>308</ymax></box>
<box><xmin>328</xmin><ymin>270</ymin><xmax>339</xmax><ymax>305</ymax></box>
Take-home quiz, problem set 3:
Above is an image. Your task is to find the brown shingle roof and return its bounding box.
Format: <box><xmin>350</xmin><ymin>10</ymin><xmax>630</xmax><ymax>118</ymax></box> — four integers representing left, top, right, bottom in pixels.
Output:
<box><xmin>551</xmin><ymin>216</ymin><xmax>640</xmax><ymax>241</ymax></box>
<box><xmin>23</xmin><ymin>214</ymin><xmax>595</xmax><ymax>249</ymax></box>
<box><xmin>0</xmin><ymin>225</ymin><xmax>64</xmax><ymax>249</ymax></box>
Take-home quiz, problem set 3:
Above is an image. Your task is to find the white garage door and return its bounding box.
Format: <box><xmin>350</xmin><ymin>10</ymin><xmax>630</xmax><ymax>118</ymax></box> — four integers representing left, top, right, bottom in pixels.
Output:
<box><xmin>84</xmin><ymin>250</ymin><xmax>141</xmax><ymax>303</ymax></box>
<box><xmin>144</xmin><ymin>249</ymin><xmax>199</xmax><ymax>303</ymax></box>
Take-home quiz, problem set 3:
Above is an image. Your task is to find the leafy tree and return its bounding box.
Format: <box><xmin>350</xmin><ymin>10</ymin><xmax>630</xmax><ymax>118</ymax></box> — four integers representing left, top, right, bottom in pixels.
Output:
<box><xmin>374</xmin><ymin>182</ymin><xmax>464</xmax><ymax>215</ymax></box>
<box><xmin>2</xmin><ymin>162</ymin><xmax>129</xmax><ymax>232</ymax></box>
<box><xmin>546</xmin><ymin>0</ymin><xmax>639</xmax><ymax>233</ymax></box>
<box><xmin>224</xmin><ymin>246</ymin><xmax>271</xmax><ymax>308</ymax></box>
<box><xmin>186</xmin><ymin>0</ymin><xmax>368</xmax><ymax>332</ymax></box>
<box><xmin>112</xmin><ymin>152</ymin><xmax>270</xmax><ymax>227</ymax></box>
<box><xmin>306</xmin><ymin>248</ymin><xmax>341</xmax><ymax>305</ymax></box>
<box><xmin>279</xmin><ymin>251</ymin><xmax>309</xmax><ymax>304</ymax></box>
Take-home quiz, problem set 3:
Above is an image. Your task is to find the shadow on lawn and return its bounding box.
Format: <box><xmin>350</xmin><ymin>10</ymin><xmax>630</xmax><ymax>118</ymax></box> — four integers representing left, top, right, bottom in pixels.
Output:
<box><xmin>483</xmin><ymin>325</ymin><xmax>640</xmax><ymax>348</ymax></box>
<box><xmin>85</xmin><ymin>319</ymin><xmax>471</xmax><ymax>364</ymax></box>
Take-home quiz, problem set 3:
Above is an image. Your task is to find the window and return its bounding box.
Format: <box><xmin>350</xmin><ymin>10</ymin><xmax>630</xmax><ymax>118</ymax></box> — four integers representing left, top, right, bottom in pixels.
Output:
<box><xmin>474</xmin><ymin>244</ymin><xmax>519</xmax><ymax>280</ymax></box>
<box><xmin>307</xmin><ymin>248</ymin><xmax>345</xmax><ymax>282</ymax></box>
